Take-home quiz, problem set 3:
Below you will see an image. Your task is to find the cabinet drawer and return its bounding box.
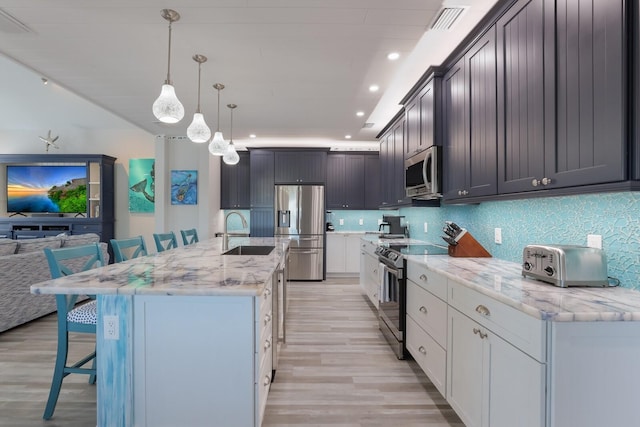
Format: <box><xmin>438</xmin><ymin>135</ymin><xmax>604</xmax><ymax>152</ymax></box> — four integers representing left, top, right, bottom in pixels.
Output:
<box><xmin>406</xmin><ymin>281</ymin><xmax>447</xmax><ymax>347</ymax></box>
<box><xmin>257</xmin><ymin>348</ymin><xmax>273</xmax><ymax>427</ymax></box>
<box><xmin>448</xmin><ymin>281</ymin><xmax>546</xmax><ymax>362</ymax></box>
<box><xmin>406</xmin><ymin>315</ymin><xmax>447</xmax><ymax>397</ymax></box>
<box><xmin>407</xmin><ymin>260</ymin><xmax>447</xmax><ymax>301</ymax></box>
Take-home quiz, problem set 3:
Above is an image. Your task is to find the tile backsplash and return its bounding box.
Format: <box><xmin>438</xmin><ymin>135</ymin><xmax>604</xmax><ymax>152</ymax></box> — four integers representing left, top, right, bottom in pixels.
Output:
<box><xmin>326</xmin><ymin>210</ymin><xmax>389</xmax><ymax>232</ymax></box>
<box><xmin>401</xmin><ymin>192</ymin><xmax>640</xmax><ymax>290</ymax></box>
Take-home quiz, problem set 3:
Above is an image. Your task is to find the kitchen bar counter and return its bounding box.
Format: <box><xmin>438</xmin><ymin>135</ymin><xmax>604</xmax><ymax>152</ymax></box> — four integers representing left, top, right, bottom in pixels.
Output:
<box><xmin>31</xmin><ymin>237</ymin><xmax>289</xmax><ymax>427</ymax></box>
<box><xmin>31</xmin><ymin>237</ymin><xmax>289</xmax><ymax>297</ymax></box>
<box><xmin>407</xmin><ymin>254</ymin><xmax>640</xmax><ymax>322</ymax></box>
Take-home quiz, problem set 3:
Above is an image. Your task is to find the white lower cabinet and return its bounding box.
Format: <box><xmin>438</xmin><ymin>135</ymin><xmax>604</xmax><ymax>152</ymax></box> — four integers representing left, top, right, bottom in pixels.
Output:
<box><xmin>447</xmin><ymin>308</ymin><xmax>544</xmax><ymax>427</ymax></box>
<box><xmin>327</xmin><ymin>233</ymin><xmax>363</xmax><ymax>274</ymax></box>
<box><xmin>359</xmin><ymin>239</ymin><xmax>379</xmax><ymax>308</ymax></box>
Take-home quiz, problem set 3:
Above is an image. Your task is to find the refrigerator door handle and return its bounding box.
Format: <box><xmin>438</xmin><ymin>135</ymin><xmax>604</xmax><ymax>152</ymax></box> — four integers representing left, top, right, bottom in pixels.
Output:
<box><xmin>296</xmin><ymin>186</ymin><xmax>301</xmax><ymax>232</ymax></box>
<box><xmin>292</xmin><ymin>250</ymin><xmax>319</xmax><ymax>255</ymax></box>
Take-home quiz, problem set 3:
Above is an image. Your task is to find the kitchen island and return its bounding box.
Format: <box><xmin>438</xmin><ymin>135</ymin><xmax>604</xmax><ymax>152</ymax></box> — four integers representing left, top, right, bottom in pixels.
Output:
<box><xmin>31</xmin><ymin>237</ymin><xmax>290</xmax><ymax>427</ymax></box>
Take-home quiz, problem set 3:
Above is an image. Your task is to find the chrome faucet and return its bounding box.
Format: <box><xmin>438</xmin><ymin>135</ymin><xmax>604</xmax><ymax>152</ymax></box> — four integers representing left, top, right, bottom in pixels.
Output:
<box><xmin>223</xmin><ymin>211</ymin><xmax>248</xmax><ymax>250</ymax></box>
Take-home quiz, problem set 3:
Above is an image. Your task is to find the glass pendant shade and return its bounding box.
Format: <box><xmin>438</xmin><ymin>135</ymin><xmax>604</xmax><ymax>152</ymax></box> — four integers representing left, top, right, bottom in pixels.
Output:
<box><xmin>223</xmin><ymin>141</ymin><xmax>240</xmax><ymax>165</ymax></box>
<box><xmin>208</xmin><ymin>131</ymin><xmax>228</xmax><ymax>156</ymax></box>
<box><xmin>187</xmin><ymin>113</ymin><xmax>211</xmax><ymax>143</ymax></box>
<box><xmin>153</xmin><ymin>84</ymin><xmax>184</xmax><ymax>124</ymax></box>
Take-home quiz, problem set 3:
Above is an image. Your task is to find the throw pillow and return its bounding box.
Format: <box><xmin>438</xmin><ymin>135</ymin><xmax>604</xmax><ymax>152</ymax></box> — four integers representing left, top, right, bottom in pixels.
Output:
<box><xmin>0</xmin><ymin>239</ymin><xmax>18</xmax><ymax>255</ymax></box>
<box><xmin>62</xmin><ymin>233</ymin><xmax>100</xmax><ymax>247</ymax></box>
<box><xmin>16</xmin><ymin>236</ymin><xmax>62</xmax><ymax>254</ymax></box>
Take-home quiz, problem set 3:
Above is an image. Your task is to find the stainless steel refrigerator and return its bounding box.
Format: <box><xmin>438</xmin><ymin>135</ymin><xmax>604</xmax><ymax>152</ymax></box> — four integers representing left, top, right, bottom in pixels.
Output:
<box><xmin>274</xmin><ymin>185</ymin><xmax>324</xmax><ymax>281</ymax></box>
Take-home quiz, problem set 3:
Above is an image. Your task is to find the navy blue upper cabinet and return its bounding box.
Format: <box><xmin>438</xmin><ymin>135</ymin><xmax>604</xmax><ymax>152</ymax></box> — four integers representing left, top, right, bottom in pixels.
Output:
<box><xmin>326</xmin><ymin>154</ymin><xmax>368</xmax><ymax>209</ymax></box>
<box><xmin>496</xmin><ymin>0</ymin><xmax>550</xmax><ymax>194</ymax></box>
<box><xmin>249</xmin><ymin>150</ymin><xmax>274</xmax><ymax>208</ymax></box>
<box><xmin>274</xmin><ymin>151</ymin><xmax>327</xmax><ymax>184</ymax></box>
<box><xmin>220</xmin><ymin>151</ymin><xmax>250</xmax><ymax>209</ymax></box>
<box><xmin>404</xmin><ymin>73</ymin><xmax>443</xmax><ymax>158</ymax></box>
<box><xmin>378</xmin><ymin>113</ymin><xmax>410</xmax><ymax>207</ymax></box>
<box><xmin>498</xmin><ymin>0</ymin><xmax>626</xmax><ymax>194</ymax></box>
<box><xmin>444</xmin><ymin>28</ymin><xmax>498</xmax><ymax>201</ymax></box>
<box><xmin>548</xmin><ymin>0</ymin><xmax>626</xmax><ymax>187</ymax></box>
<box><xmin>364</xmin><ymin>154</ymin><xmax>381</xmax><ymax>209</ymax></box>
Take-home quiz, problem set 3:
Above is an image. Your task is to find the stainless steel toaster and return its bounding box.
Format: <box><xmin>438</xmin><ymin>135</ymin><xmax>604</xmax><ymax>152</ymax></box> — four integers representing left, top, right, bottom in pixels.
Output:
<box><xmin>522</xmin><ymin>244</ymin><xmax>608</xmax><ymax>287</ymax></box>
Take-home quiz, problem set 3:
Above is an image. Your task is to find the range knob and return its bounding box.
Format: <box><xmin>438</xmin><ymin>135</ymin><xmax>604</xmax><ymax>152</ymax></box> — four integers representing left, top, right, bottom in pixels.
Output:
<box><xmin>544</xmin><ymin>266</ymin><xmax>555</xmax><ymax>277</ymax></box>
<box><xmin>523</xmin><ymin>262</ymin><xmax>533</xmax><ymax>271</ymax></box>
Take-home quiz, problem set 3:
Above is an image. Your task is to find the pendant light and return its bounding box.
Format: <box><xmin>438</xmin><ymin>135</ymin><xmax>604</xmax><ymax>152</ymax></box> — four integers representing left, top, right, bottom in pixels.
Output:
<box><xmin>223</xmin><ymin>104</ymin><xmax>240</xmax><ymax>165</ymax></box>
<box><xmin>152</xmin><ymin>9</ymin><xmax>184</xmax><ymax>124</ymax></box>
<box><xmin>208</xmin><ymin>83</ymin><xmax>228</xmax><ymax>155</ymax></box>
<box><xmin>186</xmin><ymin>54</ymin><xmax>211</xmax><ymax>143</ymax></box>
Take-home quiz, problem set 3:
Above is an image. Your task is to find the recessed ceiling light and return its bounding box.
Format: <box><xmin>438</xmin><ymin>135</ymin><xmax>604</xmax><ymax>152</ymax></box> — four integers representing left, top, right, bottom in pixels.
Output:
<box><xmin>345</xmin><ymin>135</ymin><xmax>352</xmax><ymax>139</ymax></box>
<box><xmin>356</xmin><ymin>111</ymin><xmax>365</xmax><ymax>117</ymax></box>
<box><xmin>387</xmin><ymin>52</ymin><xmax>400</xmax><ymax>61</ymax></box>
<box><xmin>249</xmin><ymin>134</ymin><xmax>256</xmax><ymax>138</ymax></box>
<box><xmin>369</xmin><ymin>85</ymin><xmax>379</xmax><ymax>92</ymax></box>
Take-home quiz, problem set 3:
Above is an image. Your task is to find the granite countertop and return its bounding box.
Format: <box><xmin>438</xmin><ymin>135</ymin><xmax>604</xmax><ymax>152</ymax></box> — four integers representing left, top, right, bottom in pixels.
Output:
<box><xmin>407</xmin><ymin>254</ymin><xmax>640</xmax><ymax>322</ymax></box>
<box><xmin>31</xmin><ymin>237</ymin><xmax>289</xmax><ymax>297</ymax></box>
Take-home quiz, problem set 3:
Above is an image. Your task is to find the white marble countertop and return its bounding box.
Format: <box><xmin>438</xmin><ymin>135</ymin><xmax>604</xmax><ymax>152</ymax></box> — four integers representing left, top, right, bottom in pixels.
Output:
<box><xmin>31</xmin><ymin>237</ymin><xmax>289</xmax><ymax>297</ymax></box>
<box><xmin>407</xmin><ymin>254</ymin><xmax>640</xmax><ymax>322</ymax></box>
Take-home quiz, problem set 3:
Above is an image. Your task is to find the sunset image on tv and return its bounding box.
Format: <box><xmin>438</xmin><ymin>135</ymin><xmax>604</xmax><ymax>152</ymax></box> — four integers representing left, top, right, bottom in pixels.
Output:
<box><xmin>7</xmin><ymin>165</ymin><xmax>87</xmax><ymax>213</ymax></box>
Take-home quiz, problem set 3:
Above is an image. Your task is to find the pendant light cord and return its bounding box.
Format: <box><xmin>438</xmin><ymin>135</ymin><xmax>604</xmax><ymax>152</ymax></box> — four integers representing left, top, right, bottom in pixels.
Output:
<box><xmin>230</xmin><ymin>107</ymin><xmax>233</xmax><ymax>142</ymax></box>
<box><xmin>165</xmin><ymin>21</ymin><xmax>173</xmax><ymax>84</ymax></box>
<box><xmin>196</xmin><ymin>62</ymin><xmax>202</xmax><ymax>113</ymax></box>
<box><xmin>216</xmin><ymin>88</ymin><xmax>221</xmax><ymax>132</ymax></box>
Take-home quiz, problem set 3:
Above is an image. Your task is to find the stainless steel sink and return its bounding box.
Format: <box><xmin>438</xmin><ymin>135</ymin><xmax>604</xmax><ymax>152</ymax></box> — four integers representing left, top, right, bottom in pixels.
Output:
<box><xmin>222</xmin><ymin>245</ymin><xmax>275</xmax><ymax>256</ymax></box>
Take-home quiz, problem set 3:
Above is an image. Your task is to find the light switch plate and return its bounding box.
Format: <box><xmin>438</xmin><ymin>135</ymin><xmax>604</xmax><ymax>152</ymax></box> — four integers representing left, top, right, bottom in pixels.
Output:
<box><xmin>424</xmin><ymin>222</ymin><xmax>428</xmax><ymax>233</ymax></box>
<box><xmin>359</xmin><ymin>219</ymin><xmax>363</xmax><ymax>225</ymax></box>
<box><xmin>339</xmin><ymin>219</ymin><xmax>344</xmax><ymax>226</ymax></box>
<box><xmin>587</xmin><ymin>234</ymin><xmax>602</xmax><ymax>249</ymax></box>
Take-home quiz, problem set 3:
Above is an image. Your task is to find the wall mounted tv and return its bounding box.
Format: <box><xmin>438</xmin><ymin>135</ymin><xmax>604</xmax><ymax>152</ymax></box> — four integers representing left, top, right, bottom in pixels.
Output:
<box><xmin>6</xmin><ymin>165</ymin><xmax>87</xmax><ymax>214</ymax></box>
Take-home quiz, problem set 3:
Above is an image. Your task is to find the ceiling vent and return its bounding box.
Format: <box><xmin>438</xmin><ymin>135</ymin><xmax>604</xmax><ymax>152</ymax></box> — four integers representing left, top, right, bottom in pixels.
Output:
<box><xmin>0</xmin><ymin>8</ymin><xmax>31</xmax><ymax>33</ymax></box>
<box><xmin>430</xmin><ymin>7</ymin><xmax>465</xmax><ymax>30</ymax></box>
<box><xmin>362</xmin><ymin>122</ymin><xmax>374</xmax><ymax>128</ymax></box>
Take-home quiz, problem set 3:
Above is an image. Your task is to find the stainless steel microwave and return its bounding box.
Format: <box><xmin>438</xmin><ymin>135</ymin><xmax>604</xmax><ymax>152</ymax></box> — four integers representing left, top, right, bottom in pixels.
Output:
<box><xmin>405</xmin><ymin>145</ymin><xmax>441</xmax><ymax>200</ymax></box>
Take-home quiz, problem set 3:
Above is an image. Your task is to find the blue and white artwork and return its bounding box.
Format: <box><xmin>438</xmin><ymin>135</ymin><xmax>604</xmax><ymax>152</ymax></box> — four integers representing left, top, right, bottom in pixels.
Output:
<box><xmin>171</xmin><ymin>170</ymin><xmax>197</xmax><ymax>205</ymax></box>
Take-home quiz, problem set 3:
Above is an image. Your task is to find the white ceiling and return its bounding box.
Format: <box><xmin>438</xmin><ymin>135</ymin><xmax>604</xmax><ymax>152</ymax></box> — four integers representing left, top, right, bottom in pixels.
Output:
<box><xmin>0</xmin><ymin>0</ymin><xmax>497</xmax><ymax>149</ymax></box>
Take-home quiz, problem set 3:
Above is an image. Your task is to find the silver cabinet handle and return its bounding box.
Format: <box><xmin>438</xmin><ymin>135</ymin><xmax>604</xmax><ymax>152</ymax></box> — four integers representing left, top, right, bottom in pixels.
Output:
<box><xmin>264</xmin><ymin>288</ymin><xmax>272</xmax><ymax>296</ymax></box>
<box><xmin>419</xmin><ymin>306</ymin><xmax>427</xmax><ymax>314</ymax></box>
<box><xmin>475</xmin><ymin>305</ymin><xmax>490</xmax><ymax>316</ymax></box>
<box><xmin>419</xmin><ymin>274</ymin><xmax>427</xmax><ymax>282</ymax></box>
<box><xmin>458</xmin><ymin>190</ymin><xmax>469</xmax><ymax>196</ymax></box>
<box><xmin>532</xmin><ymin>179</ymin><xmax>540</xmax><ymax>187</ymax></box>
<box><xmin>264</xmin><ymin>375</ymin><xmax>271</xmax><ymax>386</ymax></box>
<box><xmin>373</xmin><ymin>269</ymin><xmax>378</xmax><ymax>274</ymax></box>
<box><xmin>264</xmin><ymin>339</ymin><xmax>271</xmax><ymax>350</ymax></box>
<box><xmin>418</xmin><ymin>346</ymin><xmax>427</xmax><ymax>355</ymax></box>
<box><xmin>473</xmin><ymin>328</ymin><xmax>488</xmax><ymax>339</ymax></box>
<box><xmin>541</xmin><ymin>177</ymin><xmax>552</xmax><ymax>185</ymax></box>
<box><xmin>264</xmin><ymin>313</ymin><xmax>272</xmax><ymax>325</ymax></box>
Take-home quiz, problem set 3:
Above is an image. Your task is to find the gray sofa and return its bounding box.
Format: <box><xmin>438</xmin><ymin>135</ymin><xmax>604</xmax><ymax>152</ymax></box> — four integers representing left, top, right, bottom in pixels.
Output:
<box><xmin>0</xmin><ymin>233</ymin><xmax>109</xmax><ymax>333</ymax></box>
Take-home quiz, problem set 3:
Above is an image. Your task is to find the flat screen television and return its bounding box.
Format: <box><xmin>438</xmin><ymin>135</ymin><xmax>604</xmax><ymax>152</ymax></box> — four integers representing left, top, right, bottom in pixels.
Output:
<box><xmin>6</xmin><ymin>165</ymin><xmax>87</xmax><ymax>214</ymax></box>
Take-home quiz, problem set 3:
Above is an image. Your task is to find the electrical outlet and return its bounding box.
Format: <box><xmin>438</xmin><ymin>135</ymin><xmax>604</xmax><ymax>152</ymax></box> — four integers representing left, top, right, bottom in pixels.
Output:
<box><xmin>494</xmin><ymin>228</ymin><xmax>502</xmax><ymax>244</ymax></box>
<box><xmin>339</xmin><ymin>218</ymin><xmax>344</xmax><ymax>226</ymax></box>
<box><xmin>359</xmin><ymin>218</ymin><xmax>363</xmax><ymax>225</ymax></box>
<box><xmin>587</xmin><ymin>234</ymin><xmax>602</xmax><ymax>249</ymax></box>
<box><xmin>104</xmin><ymin>315</ymin><xmax>119</xmax><ymax>340</ymax></box>
<box><xmin>424</xmin><ymin>222</ymin><xmax>428</xmax><ymax>233</ymax></box>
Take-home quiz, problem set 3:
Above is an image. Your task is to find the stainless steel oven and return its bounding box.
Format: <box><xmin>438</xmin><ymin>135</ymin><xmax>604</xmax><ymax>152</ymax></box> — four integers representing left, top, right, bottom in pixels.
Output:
<box><xmin>375</xmin><ymin>246</ymin><xmax>407</xmax><ymax>359</ymax></box>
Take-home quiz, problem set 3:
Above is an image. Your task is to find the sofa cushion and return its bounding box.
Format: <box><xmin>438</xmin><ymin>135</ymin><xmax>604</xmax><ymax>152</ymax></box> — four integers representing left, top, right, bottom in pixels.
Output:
<box><xmin>0</xmin><ymin>239</ymin><xmax>18</xmax><ymax>255</ymax></box>
<box><xmin>62</xmin><ymin>233</ymin><xmax>100</xmax><ymax>247</ymax></box>
<box><xmin>16</xmin><ymin>236</ymin><xmax>62</xmax><ymax>254</ymax></box>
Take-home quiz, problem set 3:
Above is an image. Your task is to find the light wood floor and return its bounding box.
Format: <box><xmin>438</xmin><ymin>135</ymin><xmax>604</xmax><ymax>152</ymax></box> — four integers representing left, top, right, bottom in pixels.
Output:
<box><xmin>0</xmin><ymin>278</ymin><xmax>462</xmax><ymax>426</ymax></box>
